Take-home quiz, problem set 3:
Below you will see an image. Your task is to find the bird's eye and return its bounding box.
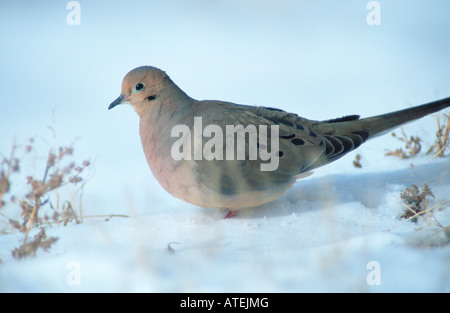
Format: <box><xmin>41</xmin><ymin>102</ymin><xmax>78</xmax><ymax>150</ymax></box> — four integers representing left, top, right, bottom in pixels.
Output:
<box><xmin>133</xmin><ymin>83</ymin><xmax>145</xmax><ymax>92</ymax></box>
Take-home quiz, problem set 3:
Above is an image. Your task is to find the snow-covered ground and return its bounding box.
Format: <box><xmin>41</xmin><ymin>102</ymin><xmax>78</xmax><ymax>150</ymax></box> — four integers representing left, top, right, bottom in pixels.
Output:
<box><xmin>0</xmin><ymin>1</ymin><xmax>449</xmax><ymax>292</ymax></box>
<box><xmin>1</xmin><ymin>152</ymin><xmax>449</xmax><ymax>292</ymax></box>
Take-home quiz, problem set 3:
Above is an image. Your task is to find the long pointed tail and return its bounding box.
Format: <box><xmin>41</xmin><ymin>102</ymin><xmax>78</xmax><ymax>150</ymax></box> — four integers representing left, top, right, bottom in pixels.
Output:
<box><xmin>326</xmin><ymin>96</ymin><xmax>450</xmax><ymax>138</ymax></box>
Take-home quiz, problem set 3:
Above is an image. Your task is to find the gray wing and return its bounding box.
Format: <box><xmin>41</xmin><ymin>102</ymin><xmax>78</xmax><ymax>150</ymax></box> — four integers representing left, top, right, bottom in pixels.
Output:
<box><xmin>192</xmin><ymin>103</ymin><xmax>369</xmax><ymax>197</ymax></box>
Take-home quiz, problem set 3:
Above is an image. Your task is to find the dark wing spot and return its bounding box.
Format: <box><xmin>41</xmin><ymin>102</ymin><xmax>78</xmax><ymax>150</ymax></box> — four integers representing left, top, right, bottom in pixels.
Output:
<box><xmin>263</xmin><ymin>106</ymin><xmax>285</xmax><ymax>112</ymax></box>
<box><xmin>276</xmin><ymin>119</ymin><xmax>295</xmax><ymax>127</ymax></box>
<box><xmin>295</xmin><ymin>123</ymin><xmax>305</xmax><ymax>130</ymax></box>
<box><xmin>309</xmin><ymin>130</ymin><xmax>318</xmax><ymax>137</ymax></box>
<box><xmin>323</xmin><ymin>115</ymin><xmax>360</xmax><ymax>123</ymax></box>
<box><xmin>291</xmin><ymin>138</ymin><xmax>305</xmax><ymax>145</ymax></box>
<box><xmin>277</xmin><ymin>151</ymin><xmax>284</xmax><ymax>157</ymax></box>
<box><xmin>280</xmin><ymin>133</ymin><xmax>295</xmax><ymax>139</ymax></box>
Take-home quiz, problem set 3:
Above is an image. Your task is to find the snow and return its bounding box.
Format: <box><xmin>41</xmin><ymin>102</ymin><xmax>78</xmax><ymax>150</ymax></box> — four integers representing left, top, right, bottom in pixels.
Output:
<box><xmin>0</xmin><ymin>1</ymin><xmax>449</xmax><ymax>293</ymax></box>
<box><xmin>1</xmin><ymin>155</ymin><xmax>449</xmax><ymax>292</ymax></box>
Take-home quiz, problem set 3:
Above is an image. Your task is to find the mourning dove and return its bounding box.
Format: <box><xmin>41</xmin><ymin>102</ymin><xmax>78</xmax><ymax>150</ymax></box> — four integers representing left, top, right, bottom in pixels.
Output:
<box><xmin>109</xmin><ymin>66</ymin><xmax>450</xmax><ymax>211</ymax></box>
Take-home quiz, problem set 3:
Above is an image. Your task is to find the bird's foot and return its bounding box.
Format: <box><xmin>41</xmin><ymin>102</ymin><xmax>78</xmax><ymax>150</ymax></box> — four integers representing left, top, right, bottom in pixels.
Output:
<box><xmin>224</xmin><ymin>210</ymin><xmax>238</xmax><ymax>219</ymax></box>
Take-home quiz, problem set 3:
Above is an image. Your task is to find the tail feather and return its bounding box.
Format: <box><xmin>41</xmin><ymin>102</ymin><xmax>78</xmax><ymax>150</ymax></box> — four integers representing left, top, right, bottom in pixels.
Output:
<box><xmin>325</xmin><ymin>96</ymin><xmax>450</xmax><ymax>138</ymax></box>
<box><xmin>305</xmin><ymin>96</ymin><xmax>450</xmax><ymax>172</ymax></box>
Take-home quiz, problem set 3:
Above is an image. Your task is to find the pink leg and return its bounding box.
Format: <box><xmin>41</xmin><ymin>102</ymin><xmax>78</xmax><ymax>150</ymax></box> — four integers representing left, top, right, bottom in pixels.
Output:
<box><xmin>224</xmin><ymin>210</ymin><xmax>238</xmax><ymax>219</ymax></box>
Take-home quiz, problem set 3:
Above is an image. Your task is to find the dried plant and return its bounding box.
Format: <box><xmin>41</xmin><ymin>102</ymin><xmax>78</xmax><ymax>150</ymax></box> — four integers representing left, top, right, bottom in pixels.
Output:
<box><xmin>425</xmin><ymin>113</ymin><xmax>450</xmax><ymax>157</ymax></box>
<box><xmin>385</xmin><ymin>127</ymin><xmax>422</xmax><ymax>159</ymax></box>
<box><xmin>0</xmin><ymin>142</ymin><xmax>20</xmax><ymax>207</ymax></box>
<box><xmin>1</xmin><ymin>138</ymin><xmax>90</xmax><ymax>259</ymax></box>
<box><xmin>386</xmin><ymin>112</ymin><xmax>450</xmax><ymax>160</ymax></box>
<box><xmin>397</xmin><ymin>184</ymin><xmax>450</xmax><ymax>248</ymax></box>
<box><xmin>11</xmin><ymin>227</ymin><xmax>59</xmax><ymax>259</ymax></box>
<box><xmin>352</xmin><ymin>154</ymin><xmax>362</xmax><ymax>168</ymax></box>
<box><xmin>399</xmin><ymin>184</ymin><xmax>434</xmax><ymax>223</ymax></box>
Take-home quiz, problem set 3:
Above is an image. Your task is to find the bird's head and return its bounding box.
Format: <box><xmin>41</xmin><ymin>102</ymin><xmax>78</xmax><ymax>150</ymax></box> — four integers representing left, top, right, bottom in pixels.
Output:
<box><xmin>108</xmin><ymin>66</ymin><xmax>172</xmax><ymax>116</ymax></box>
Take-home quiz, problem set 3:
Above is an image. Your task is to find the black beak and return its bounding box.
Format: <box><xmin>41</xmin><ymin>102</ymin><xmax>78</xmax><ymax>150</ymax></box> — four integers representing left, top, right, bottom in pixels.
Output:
<box><xmin>108</xmin><ymin>94</ymin><xmax>128</xmax><ymax>110</ymax></box>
